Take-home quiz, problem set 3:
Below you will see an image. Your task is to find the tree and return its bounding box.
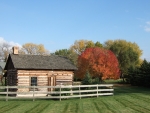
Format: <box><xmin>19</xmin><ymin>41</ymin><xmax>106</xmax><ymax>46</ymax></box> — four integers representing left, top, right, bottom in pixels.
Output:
<box><xmin>95</xmin><ymin>41</ymin><xmax>103</xmax><ymax>48</ymax></box>
<box><xmin>55</xmin><ymin>49</ymin><xmax>77</xmax><ymax>65</ymax></box>
<box><xmin>0</xmin><ymin>42</ymin><xmax>13</xmax><ymax>61</ymax></box>
<box><xmin>20</xmin><ymin>43</ymin><xmax>50</xmax><ymax>55</ymax></box>
<box><xmin>104</xmin><ymin>39</ymin><xmax>142</xmax><ymax>77</ymax></box>
<box><xmin>70</xmin><ymin>40</ymin><xmax>92</xmax><ymax>55</ymax></box>
<box><xmin>127</xmin><ymin>59</ymin><xmax>150</xmax><ymax>87</ymax></box>
<box><xmin>76</xmin><ymin>47</ymin><xmax>120</xmax><ymax>81</ymax></box>
<box><xmin>69</xmin><ymin>40</ymin><xmax>103</xmax><ymax>65</ymax></box>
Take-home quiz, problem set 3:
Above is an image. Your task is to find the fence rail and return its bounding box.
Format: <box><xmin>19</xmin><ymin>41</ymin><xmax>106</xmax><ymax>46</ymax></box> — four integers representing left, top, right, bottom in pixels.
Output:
<box><xmin>0</xmin><ymin>84</ymin><xmax>113</xmax><ymax>101</ymax></box>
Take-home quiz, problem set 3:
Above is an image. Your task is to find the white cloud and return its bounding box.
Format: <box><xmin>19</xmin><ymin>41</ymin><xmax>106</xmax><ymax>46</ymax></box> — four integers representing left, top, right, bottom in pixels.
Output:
<box><xmin>146</xmin><ymin>21</ymin><xmax>150</xmax><ymax>25</ymax></box>
<box><xmin>144</xmin><ymin>21</ymin><xmax>150</xmax><ymax>32</ymax></box>
<box><xmin>0</xmin><ymin>37</ymin><xmax>22</xmax><ymax>48</ymax></box>
<box><xmin>144</xmin><ymin>26</ymin><xmax>150</xmax><ymax>32</ymax></box>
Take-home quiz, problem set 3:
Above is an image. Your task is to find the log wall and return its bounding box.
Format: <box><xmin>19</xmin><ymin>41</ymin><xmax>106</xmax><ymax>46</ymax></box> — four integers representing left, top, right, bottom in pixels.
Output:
<box><xmin>17</xmin><ymin>76</ymin><xmax>29</xmax><ymax>92</ymax></box>
<box><xmin>16</xmin><ymin>70</ymin><xmax>74</xmax><ymax>92</ymax></box>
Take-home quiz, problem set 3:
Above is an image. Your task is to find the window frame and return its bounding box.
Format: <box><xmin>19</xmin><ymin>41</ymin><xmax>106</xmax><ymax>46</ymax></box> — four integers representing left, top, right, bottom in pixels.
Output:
<box><xmin>30</xmin><ymin>77</ymin><xmax>38</xmax><ymax>91</ymax></box>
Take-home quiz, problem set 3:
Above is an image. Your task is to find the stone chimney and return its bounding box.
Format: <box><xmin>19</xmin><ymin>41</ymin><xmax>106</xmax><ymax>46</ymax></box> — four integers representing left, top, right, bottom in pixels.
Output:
<box><xmin>12</xmin><ymin>46</ymin><xmax>19</xmax><ymax>55</ymax></box>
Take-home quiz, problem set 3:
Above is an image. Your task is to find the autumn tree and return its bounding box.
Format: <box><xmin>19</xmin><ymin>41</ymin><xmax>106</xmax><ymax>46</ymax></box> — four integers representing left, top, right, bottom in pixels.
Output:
<box><xmin>69</xmin><ymin>40</ymin><xmax>103</xmax><ymax>65</ymax></box>
<box><xmin>76</xmin><ymin>47</ymin><xmax>120</xmax><ymax>81</ymax></box>
<box><xmin>104</xmin><ymin>39</ymin><xmax>142</xmax><ymax>77</ymax></box>
<box><xmin>70</xmin><ymin>40</ymin><xmax>103</xmax><ymax>55</ymax></box>
<box><xmin>20</xmin><ymin>43</ymin><xmax>50</xmax><ymax>55</ymax></box>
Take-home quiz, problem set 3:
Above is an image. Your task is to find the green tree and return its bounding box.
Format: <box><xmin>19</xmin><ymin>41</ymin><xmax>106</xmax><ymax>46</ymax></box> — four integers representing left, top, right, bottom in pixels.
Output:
<box><xmin>82</xmin><ymin>72</ymin><xmax>92</xmax><ymax>85</ymax></box>
<box><xmin>104</xmin><ymin>39</ymin><xmax>142</xmax><ymax>79</ymax></box>
<box><xmin>55</xmin><ymin>49</ymin><xmax>77</xmax><ymax>65</ymax></box>
<box><xmin>95</xmin><ymin>41</ymin><xmax>103</xmax><ymax>48</ymax></box>
<box><xmin>127</xmin><ymin>59</ymin><xmax>150</xmax><ymax>87</ymax></box>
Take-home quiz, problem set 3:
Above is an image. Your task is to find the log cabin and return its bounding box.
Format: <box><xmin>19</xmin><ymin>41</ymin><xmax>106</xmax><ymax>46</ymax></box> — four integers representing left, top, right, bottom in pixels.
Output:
<box><xmin>4</xmin><ymin>47</ymin><xmax>77</xmax><ymax>95</ymax></box>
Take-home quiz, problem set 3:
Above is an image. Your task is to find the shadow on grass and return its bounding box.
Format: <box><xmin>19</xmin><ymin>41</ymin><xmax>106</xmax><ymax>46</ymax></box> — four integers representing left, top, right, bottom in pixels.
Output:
<box><xmin>114</xmin><ymin>85</ymin><xmax>150</xmax><ymax>95</ymax></box>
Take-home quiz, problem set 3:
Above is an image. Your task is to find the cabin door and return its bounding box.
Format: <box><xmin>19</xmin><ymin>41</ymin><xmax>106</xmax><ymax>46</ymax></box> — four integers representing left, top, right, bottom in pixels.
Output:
<box><xmin>48</xmin><ymin>76</ymin><xmax>56</xmax><ymax>91</ymax></box>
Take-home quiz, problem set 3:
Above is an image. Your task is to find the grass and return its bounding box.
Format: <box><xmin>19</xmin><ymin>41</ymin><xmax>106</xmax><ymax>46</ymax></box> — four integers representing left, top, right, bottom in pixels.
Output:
<box><xmin>0</xmin><ymin>85</ymin><xmax>150</xmax><ymax>113</ymax></box>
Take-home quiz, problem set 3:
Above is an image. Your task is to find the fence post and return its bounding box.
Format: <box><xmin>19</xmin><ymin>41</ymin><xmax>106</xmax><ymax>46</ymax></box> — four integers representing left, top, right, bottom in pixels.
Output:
<box><xmin>79</xmin><ymin>85</ymin><xmax>81</xmax><ymax>99</ymax></box>
<box><xmin>6</xmin><ymin>86</ymin><xmax>8</xmax><ymax>101</ymax></box>
<box><xmin>97</xmin><ymin>84</ymin><xmax>98</xmax><ymax>98</ymax></box>
<box><xmin>59</xmin><ymin>84</ymin><xmax>61</xmax><ymax>101</ymax></box>
<box><xmin>112</xmin><ymin>85</ymin><xmax>114</xmax><ymax>96</ymax></box>
<box><xmin>33</xmin><ymin>86</ymin><xmax>35</xmax><ymax>101</ymax></box>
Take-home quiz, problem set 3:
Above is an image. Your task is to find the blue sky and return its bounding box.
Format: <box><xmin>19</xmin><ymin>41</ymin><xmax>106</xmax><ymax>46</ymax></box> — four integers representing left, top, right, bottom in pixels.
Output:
<box><xmin>0</xmin><ymin>0</ymin><xmax>150</xmax><ymax>60</ymax></box>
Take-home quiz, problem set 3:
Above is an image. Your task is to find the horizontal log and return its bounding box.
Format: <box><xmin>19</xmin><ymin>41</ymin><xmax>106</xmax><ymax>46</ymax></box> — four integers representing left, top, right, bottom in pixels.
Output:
<box><xmin>38</xmin><ymin>76</ymin><xmax>48</xmax><ymax>78</ymax></box>
<box><xmin>18</xmin><ymin>81</ymin><xmax>29</xmax><ymax>83</ymax></box>
<box><xmin>56</xmin><ymin>79</ymin><xmax>72</xmax><ymax>82</ymax></box>
<box><xmin>18</xmin><ymin>79</ymin><xmax>29</xmax><ymax>81</ymax></box>
<box><xmin>56</xmin><ymin>76</ymin><xmax>72</xmax><ymax>80</ymax></box>
<box><xmin>38</xmin><ymin>78</ymin><xmax>47</xmax><ymax>79</ymax></box>
<box><xmin>17</xmin><ymin>79</ymin><xmax>29</xmax><ymax>81</ymax></box>
<box><xmin>18</xmin><ymin>70</ymin><xmax>73</xmax><ymax>74</ymax></box>
<box><xmin>38</xmin><ymin>80</ymin><xmax>47</xmax><ymax>82</ymax></box>
<box><xmin>38</xmin><ymin>82</ymin><xmax>47</xmax><ymax>84</ymax></box>
<box><xmin>18</xmin><ymin>76</ymin><xmax>29</xmax><ymax>78</ymax></box>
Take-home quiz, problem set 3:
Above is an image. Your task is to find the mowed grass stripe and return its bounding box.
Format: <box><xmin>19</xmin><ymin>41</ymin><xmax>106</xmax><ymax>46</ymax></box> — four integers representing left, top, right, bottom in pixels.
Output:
<box><xmin>42</xmin><ymin>101</ymin><xmax>68</xmax><ymax>113</ymax></box>
<box><xmin>129</xmin><ymin>93</ymin><xmax>150</xmax><ymax>103</ymax></box>
<box><xmin>81</xmin><ymin>99</ymin><xmax>101</xmax><ymax>113</ymax></box>
<box><xmin>6</xmin><ymin>102</ymin><xmax>40</xmax><ymax>113</ymax></box>
<box><xmin>101</xmin><ymin>97</ymin><xmax>130</xmax><ymax>113</ymax></box>
<box><xmin>115</xmin><ymin>97</ymin><xmax>150</xmax><ymax>113</ymax></box>
<box><xmin>100</xmin><ymin>99</ymin><xmax>119</xmax><ymax>113</ymax></box>
<box><xmin>62</xmin><ymin>101</ymin><xmax>80</xmax><ymax>113</ymax></box>
<box><xmin>0</xmin><ymin>86</ymin><xmax>150</xmax><ymax>113</ymax></box>
<box><xmin>25</xmin><ymin>103</ymin><xmax>49</xmax><ymax>113</ymax></box>
<box><xmin>0</xmin><ymin>104</ymin><xmax>19</xmax><ymax>113</ymax></box>
<box><xmin>93</xmin><ymin>101</ymin><xmax>113</xmax><ymax>113</ymax></box>
<box><xmin>62</xmin><ymin>102</ymin><xmax>70</xmax><ymax>113</ymax></box>
<box><xmin>120</xmin><ymin>95</ymin><xmax>150</xmax><ymax>111</ymax></box>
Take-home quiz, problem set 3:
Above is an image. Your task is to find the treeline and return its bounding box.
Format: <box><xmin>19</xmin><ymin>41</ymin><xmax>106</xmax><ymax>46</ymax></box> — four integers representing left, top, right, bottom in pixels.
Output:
<box><xmin>126</xmin><ymin>59</ymin><xmax>150</xmax><ymax>87</ymax></box>
<box><xmin>1</xmin><ymin>39</ymin><xmax>149</xmax><ymax>87</ymax></box>
<box><xmin>55</xmin><ymin>39</ymin><xmax>144</xmax><ymax>86</ymax></box>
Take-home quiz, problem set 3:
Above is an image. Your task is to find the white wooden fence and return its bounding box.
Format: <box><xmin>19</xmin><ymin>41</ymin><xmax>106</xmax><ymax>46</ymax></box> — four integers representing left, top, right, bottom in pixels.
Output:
<box><xmin>0</xmin><ymin>84</ymin><xmax>113</xmax><ymax>101</ymax></box>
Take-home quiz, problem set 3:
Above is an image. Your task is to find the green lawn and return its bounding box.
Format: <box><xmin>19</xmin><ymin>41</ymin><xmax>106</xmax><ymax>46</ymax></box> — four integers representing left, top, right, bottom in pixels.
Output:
<box><xmin>0</xmin><ymin>86</ymin><xmax>150</xmax><ymax>113</ymax></box>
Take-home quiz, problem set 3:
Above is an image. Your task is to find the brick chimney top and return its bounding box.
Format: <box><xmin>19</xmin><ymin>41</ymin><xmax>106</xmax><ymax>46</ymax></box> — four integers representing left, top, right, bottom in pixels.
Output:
<box><xmin>12</xmin><ymin>46</ymin><xmax>19</xmax><ymax>55</ymax></box>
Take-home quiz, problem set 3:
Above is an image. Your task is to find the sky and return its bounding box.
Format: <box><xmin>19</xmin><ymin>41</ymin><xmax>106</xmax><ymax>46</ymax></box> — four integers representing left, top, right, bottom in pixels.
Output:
<box><xmin>0</xmin><ymin>0</ymin><xmax>150</xmax><ymax>60</ymax></box>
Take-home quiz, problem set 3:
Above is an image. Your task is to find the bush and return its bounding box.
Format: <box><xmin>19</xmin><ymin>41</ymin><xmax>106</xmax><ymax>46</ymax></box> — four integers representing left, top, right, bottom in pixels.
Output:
<box><xmin>82</xmin><ymin>72</ymin><xmax>92</xmax><ymax>85</ymax></box>
<box><xmin>51</xmin><ymin>87</ymin><xmax>71</xmax><ymax>96</ymax></box>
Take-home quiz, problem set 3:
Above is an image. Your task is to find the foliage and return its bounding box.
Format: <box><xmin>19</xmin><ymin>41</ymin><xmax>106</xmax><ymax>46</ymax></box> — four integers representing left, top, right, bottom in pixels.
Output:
<box><xmin>55</xmin><ymin>49</ymin><xmax>77</xmax><ymax>65</ymax></box>
<box><xmin>104</xmin><ymin>39</ymin><xmax>142</xmax><ymax>75</ymax></box>
<box><xmin>68</xmin><ymin>40</ymin><xmax>103</xmax><ymax>65</ymax></box>
<box><xmin>81</xmin><ymin>72</ymin><xmax>92</xmax><ymax>85</ymax></box>
<box><xmin>82</xmin><ymin>72</ymin><xmax>103</xmax><ymax>85</ymax></box>
<box><xmin>70</xmin><ymin>40</ymin><xmax>103</xmax><ymax>55</ymax></box>
<box><xmin>70</xmin><ymin>40</ymin><xmax>93</xmax><ymax>55</ymax></box>
<box><xmin>127</xmin><ymin>59</ymin><xmax>150</xmax><ymax>87</ymax></box>
<box><xmin>95</xmin><ymin>41</ymin><xmax>103</xmax><ymax>48</ymax></box>
<box><xmin>0</xmin><ymin>42</ymin><xmax>13</xmax><ymax>61</ymax></box>
<box><xmin>51</xmin><ymin>88</ymin><xmax>71</xmax><ymax>96</ymax></box>
<box><xmin>76</xmin><ymin>47</ymin><xmax>120</xmax><ymax>80</ymax></box>
<box><xmin>20</xmin><ymin>43</ymin><xmax>50</xmax><ymax>55</ymax></box>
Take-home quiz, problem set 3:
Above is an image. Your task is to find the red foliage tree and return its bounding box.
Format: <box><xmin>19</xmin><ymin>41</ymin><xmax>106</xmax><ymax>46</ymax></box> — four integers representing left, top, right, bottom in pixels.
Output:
<box><xmin>76</xmin><ymin>47</ymin><xmax>120</xmax><ymax>80</ymax></box>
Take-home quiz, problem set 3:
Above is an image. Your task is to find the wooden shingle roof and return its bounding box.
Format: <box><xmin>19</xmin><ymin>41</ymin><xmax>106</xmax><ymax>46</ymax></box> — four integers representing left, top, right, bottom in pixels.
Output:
<box><xmin>5</xmin><ymin>54</ymin><xmax>77</xmax><ymax>70</ymax></box>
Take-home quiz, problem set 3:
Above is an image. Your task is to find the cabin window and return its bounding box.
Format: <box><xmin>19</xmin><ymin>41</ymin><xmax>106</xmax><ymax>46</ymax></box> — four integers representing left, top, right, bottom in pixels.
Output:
<box><xmin>31</xmin><ymin>77</ymin><xmax>37</xmax><ymax>86</ymax></box>
<box><xmin>30</xmin><ymin>77</ymin><xmax>38</xmax><ymax>91</ymax></box>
